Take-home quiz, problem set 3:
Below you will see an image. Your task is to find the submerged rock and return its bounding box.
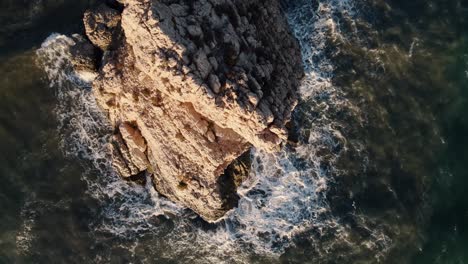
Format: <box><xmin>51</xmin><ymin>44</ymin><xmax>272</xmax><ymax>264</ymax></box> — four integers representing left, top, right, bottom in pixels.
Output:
<box><xmin>78</xmin><ymin>0</ymin><xmax>303</xmax><ymax>221</ymax></box>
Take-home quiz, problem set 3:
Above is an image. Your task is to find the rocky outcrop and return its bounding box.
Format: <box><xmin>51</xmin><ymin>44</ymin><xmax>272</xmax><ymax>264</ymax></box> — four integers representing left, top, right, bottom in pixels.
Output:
<box><xmin>79</xmin><ymin>0</ymin><xmax>303</xmax><ymax>221</ymax></box>
<box><xmin>68</xmin><ymin>34</ymin><xmax>98</xmax><ymax>72</ymax></box>
<box><xmin>83</xmin><ymin>4</ymin><xmax>121</xmax><ymax>51</ymax></box>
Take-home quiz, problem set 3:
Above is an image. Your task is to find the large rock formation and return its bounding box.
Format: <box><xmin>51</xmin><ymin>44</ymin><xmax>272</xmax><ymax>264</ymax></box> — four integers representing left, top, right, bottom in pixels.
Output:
<box><xmin>80</xmin><ymin>0</ymin><xmax>303</xmax><ymax>221</ymax></box>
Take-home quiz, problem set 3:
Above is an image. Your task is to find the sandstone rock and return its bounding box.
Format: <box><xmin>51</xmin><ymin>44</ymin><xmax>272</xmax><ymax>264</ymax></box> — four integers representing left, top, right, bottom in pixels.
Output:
<box><xmin>81</xmin><ymin>0</ymin><xmax>303</xmax><ymax>221</ymax></box>
<box><xmin>118</xmin><ymin>122</ymin><xmax>149</xmax><ymax>172</ymax></box>
<box><xmin>111</xmin><ymin>142</ymin><xmax>133</xmax><ymax>177</ymax></box>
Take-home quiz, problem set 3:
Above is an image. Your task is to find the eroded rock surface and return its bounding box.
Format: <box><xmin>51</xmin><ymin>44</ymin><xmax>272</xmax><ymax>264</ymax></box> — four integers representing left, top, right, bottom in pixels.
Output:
<box><xmin>81</xmin><ymin>0</ymin><xmax>303</xmax><ymax>221</ymax></box>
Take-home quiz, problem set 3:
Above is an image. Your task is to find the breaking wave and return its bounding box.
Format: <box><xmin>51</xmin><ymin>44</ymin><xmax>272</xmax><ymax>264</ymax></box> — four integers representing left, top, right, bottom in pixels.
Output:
<box><xmin>34</xmin><ymin>0</ymin><xmax>370</xmax><ymax>262</ymax></box>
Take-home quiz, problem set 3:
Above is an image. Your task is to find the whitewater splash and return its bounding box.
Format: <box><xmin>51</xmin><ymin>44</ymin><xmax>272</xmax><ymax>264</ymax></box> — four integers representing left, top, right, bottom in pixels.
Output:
<box><xmin>36</xmin><ymin>33</ymin><xmax>183</xmax><ymax>236</ymax></box>
<box><xmin>285</xmin><ymin>0</ymin><xmax>357</xmax><ymax>97</ymax></box>
<box><xmin>34</xmin><ymin>1</ymin><xmax>364</xmax><ymax>262</ymax></box>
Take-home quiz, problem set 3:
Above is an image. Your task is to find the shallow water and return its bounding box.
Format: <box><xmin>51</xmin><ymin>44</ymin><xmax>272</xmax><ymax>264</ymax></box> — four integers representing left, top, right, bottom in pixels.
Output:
<box><xmin>1</xmin><ymin>0</ymin><xmax>467</xmax><ymax>263</ymax></box>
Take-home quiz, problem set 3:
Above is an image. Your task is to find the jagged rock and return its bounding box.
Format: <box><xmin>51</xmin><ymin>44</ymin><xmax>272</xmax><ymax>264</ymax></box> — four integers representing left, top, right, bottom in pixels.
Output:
<box><xmin>69</xmin><ymin>34</ymin><xmax>98</xmax><ymax>72</ymax></box>
<box><xmin>224</xmin><ymin>151</ymin><xmax>252</xmax><ymax>189</ymax></box>
<box><xmin>83</xmin><ymin>4</ymin><xmax>121</xmax><ymax>50</ymax></box>
<box><xmin>118</xmin><ymin>122</ymin><xmax>149</xmax><ymax>172</ymax></box>
<box><xmin>111</xmin><ymin>141</ymin><xmax>132</xmax><ymax>177</ymax></box>
<box><xmin>82</xmin><ymin>0</ymin><xmax>303</xmax><ymax>221</ymax></box>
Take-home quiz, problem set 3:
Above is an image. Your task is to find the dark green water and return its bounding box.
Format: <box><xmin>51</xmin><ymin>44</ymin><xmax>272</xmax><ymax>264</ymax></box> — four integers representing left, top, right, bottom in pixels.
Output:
<box><xmin>362</xmin><ymin>1</ymin><xmax>468</xmax><ymax>262</ymax></box>
<box><xmin>0</xmin><ymin>1</ymin><xmax>98</xmax><ymax>262</ymax></box>
<box><xmin>0</xmin><ymin>0</ymin><xmax>467</xmax><ymax>263</ymax></box>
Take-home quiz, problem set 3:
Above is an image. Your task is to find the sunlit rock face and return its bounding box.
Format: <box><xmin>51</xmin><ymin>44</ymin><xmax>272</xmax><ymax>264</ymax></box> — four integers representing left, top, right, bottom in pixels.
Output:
<box><xmin>78</xmin><ymin>0</ymin><xmax>303</xmax><ymax>221</ymax></box>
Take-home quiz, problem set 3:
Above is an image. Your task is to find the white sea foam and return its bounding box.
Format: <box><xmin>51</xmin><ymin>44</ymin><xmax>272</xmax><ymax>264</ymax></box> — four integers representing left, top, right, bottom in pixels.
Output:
<box><xmin>36</xmin><ymin>33</ymin><xmax>184</xmax><ymax>238</ymax></box>
<box><xmin>16</xmin><ymin>197</ymin><xmax>72</xmax><ymax>255</ymax></box>
<box><xmin>286</xmin><ymin>0</ymin><xmax>357</xmax><ymax>98</ymax></box>
<box><xmin>16</xmin><ymin>199</ymin><xmax>36</xmax><ymax>254</ymax></box>
<box><xmin>35</xmin><ymin>0</ymin><xmax>373</xmax><ymax>262</ymax></box>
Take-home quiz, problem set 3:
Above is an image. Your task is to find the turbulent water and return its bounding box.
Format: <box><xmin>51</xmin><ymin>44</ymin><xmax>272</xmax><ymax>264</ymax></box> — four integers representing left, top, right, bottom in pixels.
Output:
<box><xmin>1</xmin><ymin>0</ymin><xmax>468</xmax><ymax>263</ymax></box>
